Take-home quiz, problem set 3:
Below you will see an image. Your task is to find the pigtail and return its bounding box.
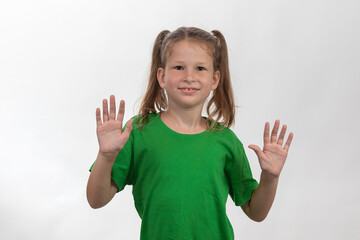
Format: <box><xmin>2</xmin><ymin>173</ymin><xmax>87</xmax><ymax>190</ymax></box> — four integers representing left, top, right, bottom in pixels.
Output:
<box><xmin>207</xmin><ymin>30</ymin><xmax>235</xmax><ymax>128</ymax></box>
<box><xmin>138</xmin><ymin>30</ymin><xmax>170</xmax><ymax>128</ymax></box>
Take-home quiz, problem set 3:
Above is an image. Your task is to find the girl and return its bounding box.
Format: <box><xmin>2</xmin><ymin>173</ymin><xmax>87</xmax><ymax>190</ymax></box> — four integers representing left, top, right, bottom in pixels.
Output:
<box><xmin>87</xmin><ymin>27</ymin><xmax>293</xmax><ymax>240</ymax></box>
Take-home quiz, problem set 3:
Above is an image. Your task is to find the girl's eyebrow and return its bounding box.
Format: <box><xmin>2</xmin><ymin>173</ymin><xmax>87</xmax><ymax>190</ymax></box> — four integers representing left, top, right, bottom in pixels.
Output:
<box><xmin>172</xmin><ymin>61</ymin><xmax>185</xmax><ymax>64</ymax></box>
<box><xmin>171</xmin><ymin>60</ymin><xmax>209</xmax><ymax>65</ymax></box>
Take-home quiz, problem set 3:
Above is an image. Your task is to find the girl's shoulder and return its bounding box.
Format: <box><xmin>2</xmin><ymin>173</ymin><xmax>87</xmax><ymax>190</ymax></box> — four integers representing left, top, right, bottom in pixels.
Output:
<box><xmin>208</xmin><ymin>119</ymin><xmax>235</xmax><ymax>135</ymax></box>
<box><xmin>209</xmin><ymin>122</ymin><xmax>244</xmax><ymax>146</ymax></box>
<box><xmin>129</xmin><ymin>112</ymin><xmax>160</xmax><ymax>128</ymax></box>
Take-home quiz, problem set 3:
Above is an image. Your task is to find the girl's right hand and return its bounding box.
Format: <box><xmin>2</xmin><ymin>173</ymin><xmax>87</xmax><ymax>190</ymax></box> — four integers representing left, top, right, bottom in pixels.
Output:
<box><xmin>96</xmin><ymin>95</ymin><xmax>133</xmax><ymax>160</ymax></box>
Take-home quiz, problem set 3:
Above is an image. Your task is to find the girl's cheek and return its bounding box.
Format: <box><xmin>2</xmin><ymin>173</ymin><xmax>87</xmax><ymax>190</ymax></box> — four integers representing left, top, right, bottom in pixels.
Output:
<box><xmin>169</xmin><ymin>71</ymin><xmax>182</xmax><ymax>78</ymax></box>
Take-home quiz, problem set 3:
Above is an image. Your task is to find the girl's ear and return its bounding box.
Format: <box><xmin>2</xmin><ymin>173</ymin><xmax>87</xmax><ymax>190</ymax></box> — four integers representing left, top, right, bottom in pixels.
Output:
<box><xmin>212</xmin><ymin>70</ymin><xmax>220</xmax><ymax>90</ymax></box>
<box><xmin>157</xmin><ymin>67</ymin><xmax>165</xmax><ymax>88</ymax></box>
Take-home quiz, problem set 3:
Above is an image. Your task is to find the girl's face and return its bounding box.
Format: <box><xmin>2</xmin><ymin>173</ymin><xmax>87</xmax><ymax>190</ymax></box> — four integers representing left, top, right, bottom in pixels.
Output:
<box><xmin>157</xmin><ymin>40</ymin><xmax>220</xmax><ymax>111</ymax></box>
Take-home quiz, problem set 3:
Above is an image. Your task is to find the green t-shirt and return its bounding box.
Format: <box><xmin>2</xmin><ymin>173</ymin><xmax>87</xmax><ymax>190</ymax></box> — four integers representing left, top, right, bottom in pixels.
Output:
<box><xmin>91</xmin><ymin>113</ymin><xmax>258</xmax><ymax>240</ymax></box>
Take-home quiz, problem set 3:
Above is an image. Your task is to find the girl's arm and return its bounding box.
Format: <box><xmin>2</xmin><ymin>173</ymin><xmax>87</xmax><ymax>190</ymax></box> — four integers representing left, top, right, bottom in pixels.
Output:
<box><xmin>241</xmin><ymin>171</ymin><xmax>279</xmax><ymax>222</ymax></box>
<box><xmin>241</xmin><ymin>120</ymin><xmax>293</xmax><ymax>222</ymax></box>
<box><xmin>86</xmin><ymin>95</ymin><xmax>133</xmax><ymax>209</ymax></box>
<box><xmin>87</xmin><ymin>152</ymin><xmax>119</xmax><ymax>208</ymax></box>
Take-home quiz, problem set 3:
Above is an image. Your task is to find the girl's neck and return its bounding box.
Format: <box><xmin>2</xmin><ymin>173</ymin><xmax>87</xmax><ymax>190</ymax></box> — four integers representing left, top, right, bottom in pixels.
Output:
<box><xmin>160</xmin><ymin>108</ymin><xmax>207</xmax><ymax>134</ymax></box>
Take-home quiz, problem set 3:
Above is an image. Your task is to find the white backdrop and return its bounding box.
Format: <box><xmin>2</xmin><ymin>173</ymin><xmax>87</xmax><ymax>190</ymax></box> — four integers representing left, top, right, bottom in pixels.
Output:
<box><xmin>1</xmin><ymin>0</ymin><xmax>359</xmax><ymax>239</ymax></box>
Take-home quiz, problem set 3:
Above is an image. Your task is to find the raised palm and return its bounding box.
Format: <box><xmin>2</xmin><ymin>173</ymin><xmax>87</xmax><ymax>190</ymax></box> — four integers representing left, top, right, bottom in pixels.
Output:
<box><xmin>96</xmin><ymin>95</ymin><xmax>133</xmax><ymax>156</ymax></box>
<box><xmin>249</xmin><ymin>120</ymin><xmax>293</xmax><ymax>177</ymax></box>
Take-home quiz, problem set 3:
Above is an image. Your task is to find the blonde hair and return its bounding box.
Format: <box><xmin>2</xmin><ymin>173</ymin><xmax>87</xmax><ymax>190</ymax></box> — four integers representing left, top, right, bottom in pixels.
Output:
<box><xmin>138</xmin><ymin>27</ymin><xmax>235</xmax><ymax>130</ymax></box>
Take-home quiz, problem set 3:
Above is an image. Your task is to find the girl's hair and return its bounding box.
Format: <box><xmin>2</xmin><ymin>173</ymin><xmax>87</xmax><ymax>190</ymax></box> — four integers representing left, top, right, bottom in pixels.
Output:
<box><xmin>138</xmin><ymin>27</ymin><xmax>235</xmax><ymax>130</ymax></box>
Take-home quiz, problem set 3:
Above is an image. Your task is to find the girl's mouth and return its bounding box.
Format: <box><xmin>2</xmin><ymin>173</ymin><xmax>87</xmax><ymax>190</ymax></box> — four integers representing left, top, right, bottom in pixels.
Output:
<box><xmin>179</xmin><ymin>88</ymin><xmax>199</xmax><ymax>94</ymax></box>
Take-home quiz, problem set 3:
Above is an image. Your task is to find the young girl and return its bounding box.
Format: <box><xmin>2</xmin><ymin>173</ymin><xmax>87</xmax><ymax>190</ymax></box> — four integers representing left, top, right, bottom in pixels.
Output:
<box><xmin>87</xmin><ymin>27</ymin><xmax>293</xmax><ymax>240</ymax></box>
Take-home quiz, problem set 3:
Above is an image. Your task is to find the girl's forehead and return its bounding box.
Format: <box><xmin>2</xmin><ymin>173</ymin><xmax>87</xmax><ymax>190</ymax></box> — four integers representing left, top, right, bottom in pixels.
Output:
<box><xmin>173</xmin><ymin>39</ymin><xmax>207</xmax><ymax>47</ymax></box>
<box><xmin>166</xmin><ymin>40</ymin><xmax>214</xmax><ymax>59</ymax></box>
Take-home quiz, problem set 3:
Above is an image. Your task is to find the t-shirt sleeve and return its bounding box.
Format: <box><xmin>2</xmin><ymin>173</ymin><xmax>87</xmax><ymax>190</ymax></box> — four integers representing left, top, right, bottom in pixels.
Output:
<box><xmin>89</xmin><ymin>120</ymin><xmax>134</xmax><ymax>192</ymax></box>
<box><xmin>226</xmin><ymin>137</ymin><xmax>258</xmax><ymax>206</ymax></box>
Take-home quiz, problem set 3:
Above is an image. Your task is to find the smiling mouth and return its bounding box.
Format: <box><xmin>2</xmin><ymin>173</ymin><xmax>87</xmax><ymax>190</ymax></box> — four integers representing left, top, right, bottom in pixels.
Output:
<box><xmin>178</xmin><ymin>88</ymin><xmax>199</xmax><ymax>94</ymax></box>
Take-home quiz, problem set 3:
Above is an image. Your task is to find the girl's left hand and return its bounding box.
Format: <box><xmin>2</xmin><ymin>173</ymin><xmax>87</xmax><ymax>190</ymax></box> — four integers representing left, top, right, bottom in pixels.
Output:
<box><xmin>249</xmin><ymin>120</ymin><xmax>293</xmax><ymax>178</ymax></box>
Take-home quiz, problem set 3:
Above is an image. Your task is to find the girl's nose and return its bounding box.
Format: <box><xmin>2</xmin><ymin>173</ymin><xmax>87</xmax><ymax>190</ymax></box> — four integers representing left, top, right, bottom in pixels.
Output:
<box><xmin>184</xmin><ymin>69</ymin><xmax>195</xmax><ymax>82</ymax></box>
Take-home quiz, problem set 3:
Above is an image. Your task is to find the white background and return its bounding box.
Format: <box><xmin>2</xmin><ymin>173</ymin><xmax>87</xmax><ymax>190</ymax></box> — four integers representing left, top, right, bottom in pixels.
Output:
<box><xmin>1</xmin><ymin>0</ymin><xmax>359</xmax><ymax>239</ymax></box>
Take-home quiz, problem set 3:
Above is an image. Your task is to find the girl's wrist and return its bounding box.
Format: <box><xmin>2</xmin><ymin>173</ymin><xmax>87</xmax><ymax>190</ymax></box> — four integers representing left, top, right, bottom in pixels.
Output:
<box><xmin>260</xmin><ymin>171</ymin><xmax>280</xmax><ymax>184</ymax></box>
<box><xmin>97</xmin><ymin>151</ymin><xmax>118</xmax><ymax>163</ymax></box>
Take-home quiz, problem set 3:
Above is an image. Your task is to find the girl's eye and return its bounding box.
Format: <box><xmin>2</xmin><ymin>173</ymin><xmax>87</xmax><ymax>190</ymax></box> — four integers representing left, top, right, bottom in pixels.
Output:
<box><xmin>175</xmin><ymin>66</ymin><xmax>183</xmax><ymax>70</ymax></box>
<box><xmin>197</xmin><ymin>67</ymin><xmax>205</xmax><ymax>71</ymax></box>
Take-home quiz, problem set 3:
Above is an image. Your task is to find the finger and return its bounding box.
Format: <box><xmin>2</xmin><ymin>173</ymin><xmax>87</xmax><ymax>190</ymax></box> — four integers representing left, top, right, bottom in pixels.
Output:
<box><xmin>109</xmin><ymin>95</ymin><xmax>116</xmax><ymax>120</ymax></box>
<box><xmin>270</xmin><ymin>120</ymin><xmax>280</xmax><ymax>143</ymax></box>
<box><xmin>283</xmin><ymin>132</ymin><xmax>294</xmax><ymax>151</ymax></box>
<box><xmin>277</xmin><ymin>124</ymin><xmax>287</xmax><ymax>146</ymax></box>
<box><xmin>96</xmin><ymin>108</ymin><xmax>102</xmax><ymax>126</ymax></box>
<box><xmin>264</xmin><ymin>122</ymin><xmax>270</xmax><ymax>145</ymax></box>
<box><xmin>117</xmin><ymin>100</ymin><xmax>125</xmax><ymax>127</ymax></box>
<box><xmin>102</xmin><ymin>99</ymin><xmax>109</xmax><ymax>122</ymax></box>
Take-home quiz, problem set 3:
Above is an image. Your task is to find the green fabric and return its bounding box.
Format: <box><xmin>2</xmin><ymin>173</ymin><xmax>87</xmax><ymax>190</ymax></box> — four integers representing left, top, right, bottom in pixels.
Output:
<box><xmin>90</xmin><ymin>113</ymin><xmax>258</xmax><ymax>240</ymax></box>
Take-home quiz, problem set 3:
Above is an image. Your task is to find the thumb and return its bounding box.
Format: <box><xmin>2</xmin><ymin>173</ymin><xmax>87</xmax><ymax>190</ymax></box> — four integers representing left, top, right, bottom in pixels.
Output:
<box><xmin>119</xmin><ymin>119</ymin><xmax>133</xmax><ymax>147</ymax></box>
<box><xmin>122</xmin><ymin>119</ymin><xmax>133</xmax><ymax>136</ymax></box>
<box><xmin>248</xmin><ymin>144</ymin><xmax>264</xmax><ymax>159</ymax></box>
